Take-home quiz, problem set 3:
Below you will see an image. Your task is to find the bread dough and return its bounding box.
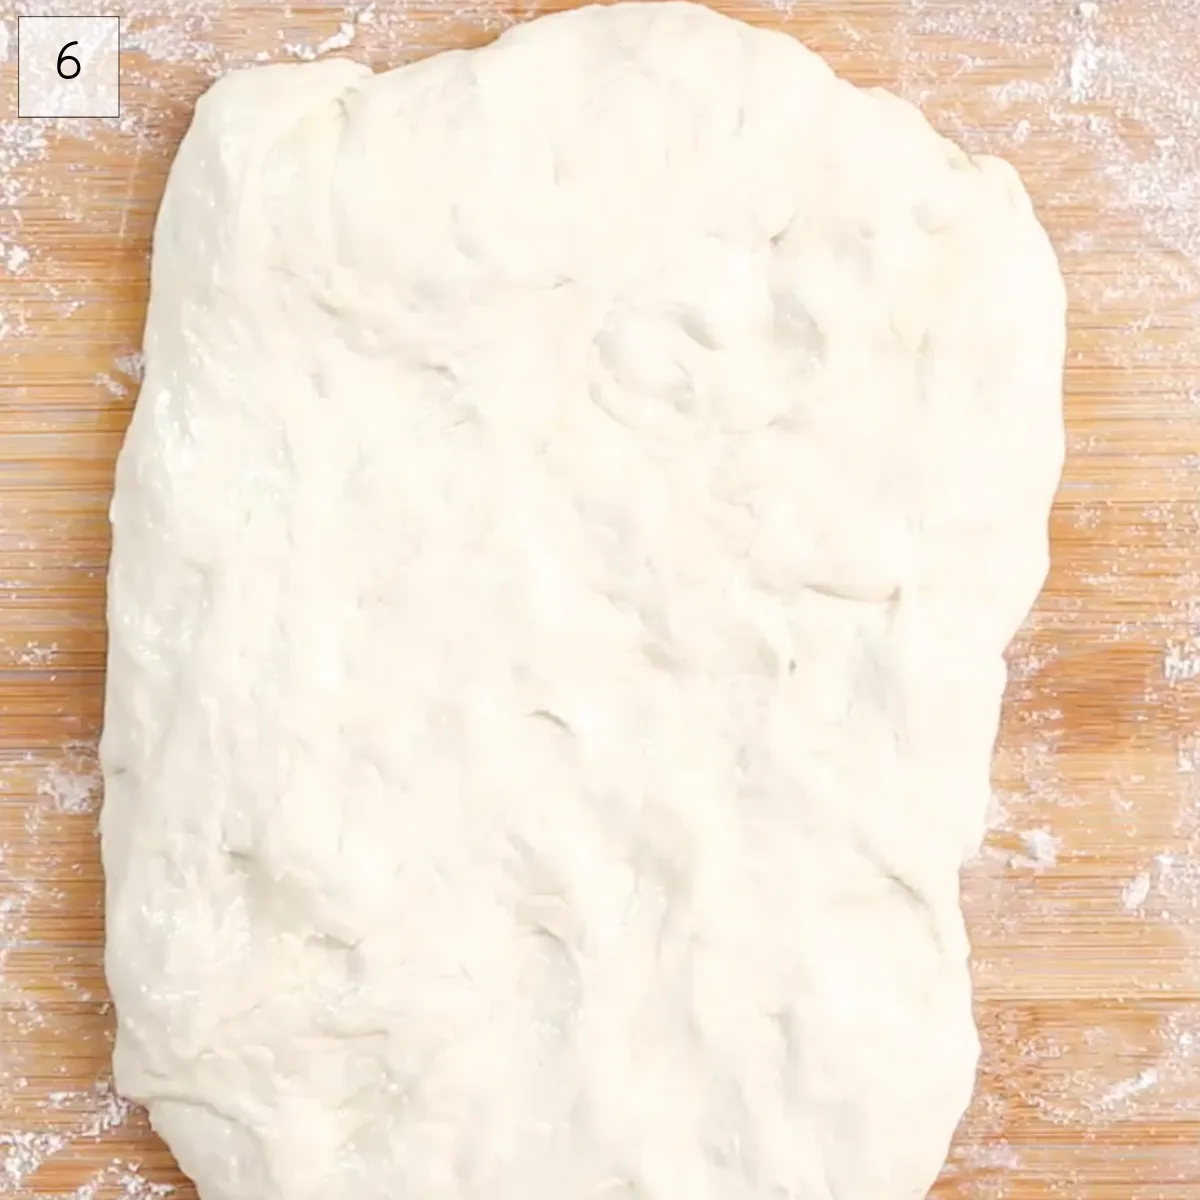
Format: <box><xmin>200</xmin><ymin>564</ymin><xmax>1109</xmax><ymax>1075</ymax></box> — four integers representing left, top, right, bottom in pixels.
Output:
<box><xmin>100</xmin><ymin>4</ymin><xmax>1065</xmax><ymax>1198</ymax></box>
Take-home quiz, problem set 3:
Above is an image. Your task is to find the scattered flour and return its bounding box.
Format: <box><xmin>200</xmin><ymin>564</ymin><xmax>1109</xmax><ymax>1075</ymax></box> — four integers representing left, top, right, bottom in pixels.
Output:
<box><xmin>1163</xmin><ymin>599</ymin><xmax>1200</xmax><ymax>683</ymax></box>
<box><xmin>1011</xmin><ymin>827</ymin><xmax>1062</xmax><ymax>870</ymax></box>
<box><xmin>36</xmin><ymin>762</ymin><xmax>102</xmax><ymax>815</ymax></box>
<box><xmin>1067</xmin><ymin>4</ymin><xmax>1102</xmax><ymax>102</ymax></box>
<box><xmin>1123</xmin><ymin>871</ymin><xmax>1152</xmax><ymax>911</ymax></box>
<box><xmin>4</xmin><ymin>241</ymin><xmax>30</xmax><ymax>273</ymax></box>
<box><xmin>97</xmin><ymin>370</ymin><xmax>130</xmax><ymax>398</ymax></box>
<box><xmin>69</xmin><ymin>1164</ymin><xmax>175</xmax><ymax>1200</ymax></box>
<box><xmin>115</xmin><ymin>350</ymin><xmax>146</xmax><ymax>381</ymax></box>
<box><xmin>0</xmin><ymin>1081</ymin><xmax>134</xmax><ymax>1193</ymax></box>
<box><xmin>1</xmin><ymin>1132</ymin><xmax>69</xmax><ymax>1192</ymax></box>
<box><xmin>285</xmin><ymin>18</ymin><xmax>359</xmax><ymax>60</ymax></box>
<box><xmin>16</xmin><ymin>642</ymin><xmax>57</xmax><ymax>667</ymax></box>
<box><xmin>1094</xmin><ymin>1066</ymin><xmax>1160</xmax><ymax>1110</ymax></box>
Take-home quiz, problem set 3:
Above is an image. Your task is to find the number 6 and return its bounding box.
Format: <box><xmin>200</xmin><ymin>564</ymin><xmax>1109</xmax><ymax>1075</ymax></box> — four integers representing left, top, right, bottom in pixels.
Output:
<box><xmin>57</xmin><ymin>40</ymin><xmax>81</xmax><ymax>80</ymax></box>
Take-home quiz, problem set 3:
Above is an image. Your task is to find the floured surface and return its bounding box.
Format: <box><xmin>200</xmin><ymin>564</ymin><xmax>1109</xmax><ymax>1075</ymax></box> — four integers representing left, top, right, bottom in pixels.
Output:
<box><xmin>1</xmin><ymin>2</ymin><xmax>1200</xmax><ymax>1199</ymax></box>
<box><xmin>100</xmin><ymin>6</ymin><xmax>1063</xmax><ymax>1198</ymax></box>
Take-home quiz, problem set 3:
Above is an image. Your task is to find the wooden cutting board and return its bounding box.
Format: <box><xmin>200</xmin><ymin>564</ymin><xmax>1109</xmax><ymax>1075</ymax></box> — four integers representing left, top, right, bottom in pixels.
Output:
<box><xmin>2</xmin><ymin>2</ymin><xmax>1199</xmax><ymax>1197</ymax></box>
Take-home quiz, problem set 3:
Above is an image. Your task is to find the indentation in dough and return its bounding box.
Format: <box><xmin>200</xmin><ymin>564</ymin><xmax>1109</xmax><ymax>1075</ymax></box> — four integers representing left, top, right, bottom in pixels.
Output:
<box><xmin>590</xmin><ymin>241</ymin><xmax>792</xmax><ymax>435</ymax></box>
<box><xmin>701</xmin><ymin>1074</ymin><xmax>757</xmax><ymax>1174</ymax></box>
<box><xmin>521</xmin><ymin>926</ymin><xmax>583</xmax><ymax>1033</ymax></box>
<box><xmin>677</xmin><ymin>307</ymin><xmax>724</xmax><ymax>351</ymax></box>
<box><xmin>592</xmin><ymin>1179</ymin><xmax>644</xmax><ymax>1199</ymax></box>
<box><xmin>674</xmin><ymin>243</ymin><xmax>773</xmax><ymax>351</ymax></box>
<box><xmin>771</xmin><ymin>1008</ymin><xmax>800</xmax><ymax>1103</ymax></box>
<box><xmin>800</xmin><ymin>578</ymin><xmax>899</xmax><ymax>606</ymax></box>
<box><xmin>305</xmin><ymin>930</ymin><xmax>359</xmax><ymax>954</ymax></box>
<box><xmin>912</xmin><ymin>166</ymin><xmax>973</xmax><ymax>234</ymax></box>
<box><xmin>706</xmin><ymin>353</ymin><xmax>798</xmax><ymax>432</ymax></box>
<box><xmin>588</xmin><ymin>310</ymin><xmax>699</xmax><ymax>437</ymax></box>
<box><xmin>833</xmin><ymin>228</ymin><xmax>876</xmax><ymax>281</ymax></box>
<box><xmin>771</xmin><ymin>294</ymin><xmax>826</xmax><ymax>360</ymax></box>
<box><xmin>528</xmin><ymin>708</ymin><xmax>575</xmax><ymax>737</ymax></box>
<box><xmin>517</xmin><ymin>892</ymin><xmax>583</xmax><ymax>1033</ymax></box>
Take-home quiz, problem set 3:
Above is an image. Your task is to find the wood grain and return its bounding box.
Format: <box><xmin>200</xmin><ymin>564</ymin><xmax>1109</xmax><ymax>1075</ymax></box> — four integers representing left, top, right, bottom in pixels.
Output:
<box><xmin>2</xmin><ymin>2</ymin><xmax>1199</xmax><ymax>1197</ymax></box>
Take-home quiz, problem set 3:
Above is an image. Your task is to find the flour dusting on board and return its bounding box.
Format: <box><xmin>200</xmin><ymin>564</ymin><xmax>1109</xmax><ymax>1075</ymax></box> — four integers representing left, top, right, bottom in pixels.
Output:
<box><xmin>3</xmin><ymin>1</ymin><xmax>1200</xmax><ymax>1196</ymax></box>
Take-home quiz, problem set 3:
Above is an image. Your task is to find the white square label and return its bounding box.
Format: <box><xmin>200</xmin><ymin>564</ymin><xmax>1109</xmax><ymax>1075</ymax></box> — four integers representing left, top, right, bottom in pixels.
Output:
<box><xmin>18</xmin><ymin>16</ymin><xmax>120</xmax><ymax>118</ymax></box>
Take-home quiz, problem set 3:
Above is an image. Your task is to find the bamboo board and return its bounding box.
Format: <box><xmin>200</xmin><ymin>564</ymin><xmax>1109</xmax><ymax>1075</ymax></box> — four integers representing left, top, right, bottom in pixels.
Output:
<box><xmin>2</xmin><ymin>2</ymin><xmax>1199</xmax><ymax>1197</ymax></box>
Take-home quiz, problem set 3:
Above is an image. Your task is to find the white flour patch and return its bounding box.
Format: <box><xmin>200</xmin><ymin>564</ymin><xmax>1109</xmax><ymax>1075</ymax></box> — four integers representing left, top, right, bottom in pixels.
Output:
<box><xmin>36</xmin><ymin>761</ymin><xmax>101</xmax><ymax>815</ymax></box>
<box><xmin>1163</xmin><ymin>599</ymin><xmax>1200</xmax><ymax>684</ymax></box>
<box><xmin>284</xmin><ymin>17</ymin><xmax>359</xmax><ymax>60</ymax></box>
<box><xmin>4</xmin><ymin>241</ymin><xmax>30</xmax><ymax>273</ymax></box>
<box><xmin>115</xmin><ymin>351</ymin><xmax>146</xmax><ymax>380</ymax></box>
<box><xmin>1067</xmin><ymin>4</ymin><xmax>1103</xmax><ymax>102</ymax></box>
<box><xmin>1122</xmin><ymin>871</ymin><xmax>1152</xmax><ymax>911</ymax></box>
<box><xmin>1093</xmin><ymin>1066</ymin><xmax>1159</xmax><ymax>1110</ymax></box>
<box><xmin>16</xmin><ymin>642</ymin><xmax>57</xmax><ymax>667</ymax></box>
<box><xmin>97</xmin><ymin>370</ymin><xmax>129</xmax><ymax>398</ymax></box>
<box><xmin>0</xmin><ymin>878</ymin><xmax>36</xmax><ymax>978</ymax></box>
<box><xmin>1010</xmin><ymin>827</ymin><xmax>1062</xmax><ymax>870</ymax></box>
<box><xmin>1156</xmin><ymin>849</ymin><xmax>1200</xmax><ymax>927</ymax></box>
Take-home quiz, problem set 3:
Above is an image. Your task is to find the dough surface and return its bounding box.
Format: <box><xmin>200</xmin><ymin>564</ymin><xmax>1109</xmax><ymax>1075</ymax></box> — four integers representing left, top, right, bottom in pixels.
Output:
<box><xmin>100</xmin><ymin>4</ymin><xmax>1065</xmax><ymax>1198</ymax></box>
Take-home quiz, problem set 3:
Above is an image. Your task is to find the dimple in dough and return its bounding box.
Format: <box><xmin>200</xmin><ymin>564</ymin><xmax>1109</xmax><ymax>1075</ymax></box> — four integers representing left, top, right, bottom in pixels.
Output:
<box><xmin>100</xmin><ymin>5</ymin><xmax>1066</xmax><ymax>1199</ymax></box>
